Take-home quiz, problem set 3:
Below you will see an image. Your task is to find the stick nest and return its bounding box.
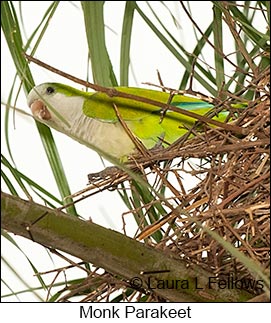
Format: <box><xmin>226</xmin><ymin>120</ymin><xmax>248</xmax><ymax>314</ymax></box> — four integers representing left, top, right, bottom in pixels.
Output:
<box><xmin>79</xmin><ymin>67</ymin><xmax>269</xmax><ymax>299</ymax></box>
<box><xmin>147</xmin><ymin>76</ymin><xmax>269</xmax><ymax>287</ymax></box>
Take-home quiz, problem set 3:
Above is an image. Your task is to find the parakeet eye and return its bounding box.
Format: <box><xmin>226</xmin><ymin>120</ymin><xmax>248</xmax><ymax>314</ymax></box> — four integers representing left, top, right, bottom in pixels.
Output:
<box><xmin>46</xmin><ymin>87</ymin><xmax>55</xmax><ymax>94</ymax></box>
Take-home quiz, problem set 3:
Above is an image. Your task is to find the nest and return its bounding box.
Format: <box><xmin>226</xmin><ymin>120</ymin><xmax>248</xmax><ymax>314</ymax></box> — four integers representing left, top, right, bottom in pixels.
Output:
<box><xmin>153</xmin><ymin>96</ymin><xmax>269</xmax><ymax>282</ymax></box>
<box><xmin>65</xmin><ymin>68</ymin><xmax>269</xmax><ymax>301</ymax></box>
<box><xmin>146</xmin><ymin>76</ymin><xmax>269</xmax><ymax>291</ymax></box>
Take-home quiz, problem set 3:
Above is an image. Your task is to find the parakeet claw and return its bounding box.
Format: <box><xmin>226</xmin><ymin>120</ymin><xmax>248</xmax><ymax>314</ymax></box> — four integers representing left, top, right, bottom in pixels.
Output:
<box><xmin>88</xmin><ymin>166</ymin><xmax>122</xmax><ymax>183</ymax></box>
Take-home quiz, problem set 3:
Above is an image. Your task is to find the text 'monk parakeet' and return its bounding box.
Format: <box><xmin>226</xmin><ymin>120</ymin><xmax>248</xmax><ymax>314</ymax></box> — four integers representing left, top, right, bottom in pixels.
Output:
<box><xmin>27</xmin><ymin>83</ymin><xmax>229</xmax><ymax>161</ymax></box>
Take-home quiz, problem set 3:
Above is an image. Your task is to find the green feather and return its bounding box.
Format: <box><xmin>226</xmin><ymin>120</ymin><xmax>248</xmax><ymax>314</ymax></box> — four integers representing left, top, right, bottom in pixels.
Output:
<box><xmin>83</xmin><ymin>87</ymin><xmax>218</xmax><ymax>148</ymax></box>
<box><xmin>82</xmin><ymin>87</ymin><xmax>214</xmax><ymax>121</ymax></box>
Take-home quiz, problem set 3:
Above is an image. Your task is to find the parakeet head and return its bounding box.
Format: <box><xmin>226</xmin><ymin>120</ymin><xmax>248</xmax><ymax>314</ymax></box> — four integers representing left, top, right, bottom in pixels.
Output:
<box><xmin>27</xmin><ymin>83</ymin><xmax>56</xmax><ymax>121</ymax></box>
<box><xmin>27</xmin><ymin>83</ymin><xmax>86</xmax><ymax>129</ymax></box>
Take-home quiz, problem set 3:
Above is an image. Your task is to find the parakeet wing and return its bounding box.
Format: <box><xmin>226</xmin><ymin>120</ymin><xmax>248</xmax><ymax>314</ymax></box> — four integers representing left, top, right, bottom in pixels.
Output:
<box><xmin>82</xmin><ymin>87</ymin><xmax>214</xmax><ymax>147</ymax></box>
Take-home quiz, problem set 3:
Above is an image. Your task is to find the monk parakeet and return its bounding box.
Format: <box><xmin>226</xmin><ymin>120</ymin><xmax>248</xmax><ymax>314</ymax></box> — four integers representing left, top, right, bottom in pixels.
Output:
<box><xmin>27</xmin><ymin>83</ymin><xmax>231</xmax><ymax>161</ymax></box>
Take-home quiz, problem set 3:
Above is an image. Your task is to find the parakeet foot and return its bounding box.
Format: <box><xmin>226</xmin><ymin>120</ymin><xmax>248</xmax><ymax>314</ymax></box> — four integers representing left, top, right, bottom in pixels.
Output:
<box><xmin>87</xmin><ymin>166</ymin><xmax>123</xmax><ymax>183</ymax></box>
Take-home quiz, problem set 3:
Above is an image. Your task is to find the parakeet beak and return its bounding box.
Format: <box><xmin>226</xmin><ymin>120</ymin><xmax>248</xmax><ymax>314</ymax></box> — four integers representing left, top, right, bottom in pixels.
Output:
<box><xmin>27</xmin><ymin>88</ymin><xmax>52</xmax><ymax>121</ymax></box>
<box><xmin>29</xmin><ymin>99</ymin><xmax>52</xmax><ymax>121</ymax></box>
